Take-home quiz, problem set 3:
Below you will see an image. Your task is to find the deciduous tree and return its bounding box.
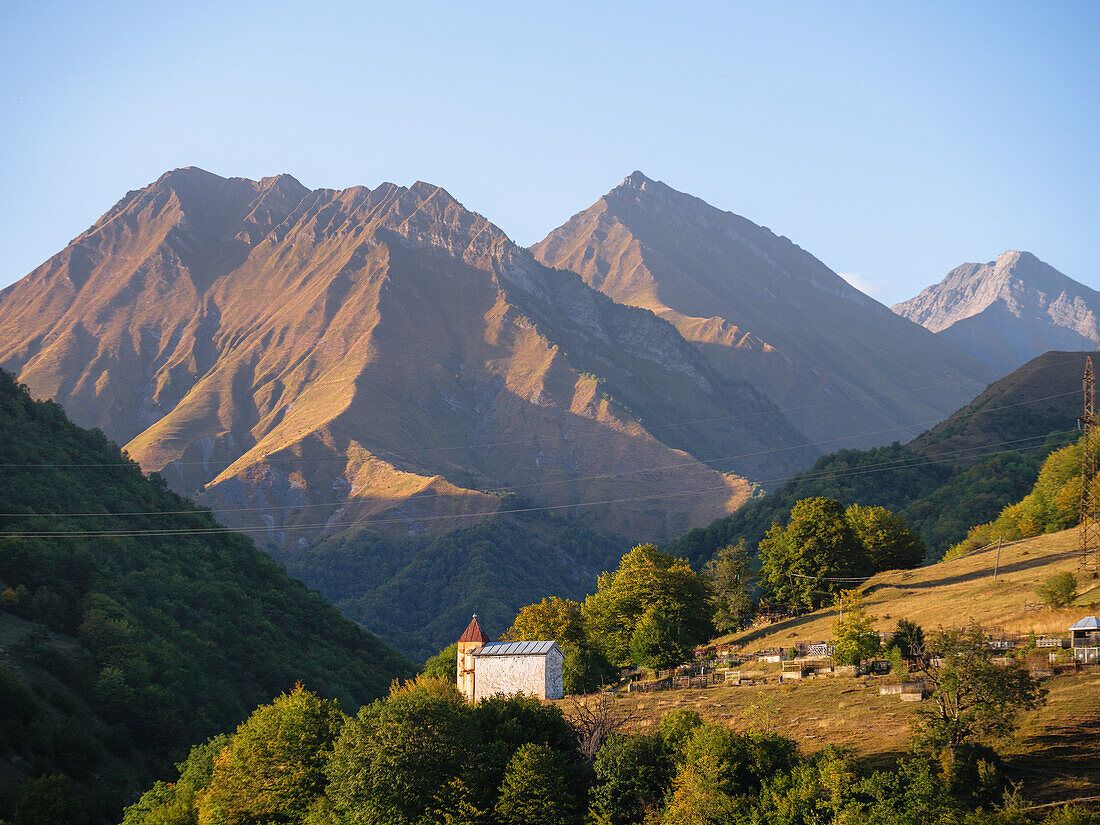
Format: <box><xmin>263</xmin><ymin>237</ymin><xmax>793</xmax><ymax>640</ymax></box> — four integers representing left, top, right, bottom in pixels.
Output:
<box><xmin>702</xmin><ymin>541</ymin><xmax>755</xmax><ymax>633</ymax></box>
<box><xmin>830</xmin><ymin>590</ymin><xmax>881</xmax><ymax>667</ymax></box>
<box><xmin>582</xmin><ymin>545</ymin><xmax>711</xmax><ymax>669</ymax></box>
<box><xmin>196</xmin><ymin>685</ymin><xmax>345</xmax><ymax>825</ymax></box>
<box><xmin>503</xmin><ymin>597</ymin><xmax>615</xmax><ymax>693</ymax></box>
<box><xmin>760</xmin><ymin>498</ymin><xmax>863</xmax><ymax>610</ymax></box>
<box><xmin>913</xmin><ymin>626</ymin><xmax>1046</xmax><ymax>760</ymax></box>
<box><xmin>1037</xmin><ymin>572</ymin><xmax>1077</xmax><ymax>609</ymax></box>
<box><xmin>845</xmin><ymin>504</ymin><xmax>926</xmax><ymax>571</ymax></box>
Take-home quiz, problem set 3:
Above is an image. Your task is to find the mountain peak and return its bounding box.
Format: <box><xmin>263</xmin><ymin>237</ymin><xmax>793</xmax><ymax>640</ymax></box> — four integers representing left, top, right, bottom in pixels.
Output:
<box><xmin>259</xmin><ymin>172</ymin><xmax>307</xmax><ymax>193</ymax></box>
<box><xmin>621</xmin><ymin>170</ymin><xmax>654</xmax><ymax>189</ymax></box>
<box><xmin>154</xmin><ymin>166</ymin><xmax>224</xmax><ymax>187</ymax></box>
<box><xmin>892</xmin><ymin>251</ymin><xmax>1099</xmax><ymax>372</ymax></box>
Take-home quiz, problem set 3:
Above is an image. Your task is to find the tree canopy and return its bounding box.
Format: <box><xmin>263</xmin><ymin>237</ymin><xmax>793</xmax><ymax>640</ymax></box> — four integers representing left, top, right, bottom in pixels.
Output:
<box><xmin>914</xmin><ymin>626</ymin><xmax>1046</xmax><ymax>759</ymax></box>
<box><xmin>759</xmin><ymin>498</ymin><xmax>864</xmax><ymax>609</ymax></box>
<box><xmin>830</xmin><ymin>590</ymin><xmax>881</xmax><ymax>667</ymax></box>
<box><xmin>582</xmin><ymin>545</ymin><xmax>712</xmax><ymax>669</ymax></box>
<box><xmin>701</xmin><ymin>541</ymin><xmax>755</xmax><ymax>634</ymax></box>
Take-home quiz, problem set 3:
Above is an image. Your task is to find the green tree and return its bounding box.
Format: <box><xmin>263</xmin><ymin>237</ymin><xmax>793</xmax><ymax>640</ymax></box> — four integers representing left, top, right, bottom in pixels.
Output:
<box><xmin>661</xmin><ymin>725</ymin><xmax>800</xmax><ymax>824</ymax></box>
<box><xmin>589</xmin><ymin>733</ymin><xmax>672</xmax><ymax>825</ymax></box>
<box><xmin>830</xmin><ymin>590</ymin><xmax>881</xmax><ymax>667</ymax></box>
<box><xmin>628</xmin><ymin>606</ymin><xmax>686</xmax><ymax>671</ymax></box>
<box><xmin>324</xmin><ymin>676</ymin><xmax>478</xmax><ymax>825</ymax></box>
<box><xmin>1037</xmin><ymin>572</ymin><xmax>1078</xmax><ymax>609</ymax></box>
<box><xmin>701</xmin><ymin>541</ymin><xmax>755</xmax><ymax>633</ymax></box>
<box><xmin>495</xmin><ymin>744</ymin><xmax>581</xmax><ymax>825</ymax></box>
<box><xmin>422</xmin><ymin>642</ymin><xmax>459</xmax><ymax>682</ymax></box>
<box><xmin>471</xmin><ymin>693</ymin><xmax>581</xmax><ymax>813</ymax></box>
<box><xmin>659</xmin><ymin>750</ymin><xmax>740</xmax><ymax>825</ymax></box>
<box><xmin>678</xmin><ymin>725</ymin><xmax>800</xmax><ymax>799</ymax></box>
<box><xmin>760</xmin><ymin>498</ymin><xmax>864</xmax><ymax>609</ymax></box>
<box><xmin>845</xmin><ymin>504</ymin><xmax>926</xmax><ymax>571</ymax></box>
<box><xmin>197</xmin><ymin>685</ymin><xmax>345</xmax><ymax>825</ymax></box>
<box><xmin>504</xmin><ymin>597</ymin><xmax>587</xmax><ymax>647</ymax></box>
<box><xmin>503</xmin><ymin>597</ymin><xmax>615</xmax><ymax>693</ymax></box>
<box><xmin>656</xmin><ymin>709</ymin><xmax>704</xmax><ymax>763</ymax></box>
<box><xmin>582</xmin><ymin>545</ymin><xmax>711</xmax><ymax>668</ymax></box>
<box><xmin>122</xmin><ymin>735</ymin><xmax>229</xmax><ymax>825</ymax></box>
<box><xmin>10</xmin><ymin>774</ymin><xmax>87</xmax><ymax>825</ymax></box>
<box><xmin>886</xmin><ymin>618</ymin><xmax>925</xmax><ymax>665</ymax></box>
<box><xmin>913</xmin><ymin>626</ymin><xmax>1046</xmax><ymax>761</ymax></box>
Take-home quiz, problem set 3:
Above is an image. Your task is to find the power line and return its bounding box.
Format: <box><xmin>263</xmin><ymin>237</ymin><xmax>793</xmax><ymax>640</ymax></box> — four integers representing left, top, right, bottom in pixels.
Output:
<box><xmin>0</xmin><ymin>410</ymin><xmax>1076</xmax><ymax>521</ymax></box>
<box><xmin>0</xmin><ymin>430</ymin><xmax>1074</xmax><ymax>538</ymax></box>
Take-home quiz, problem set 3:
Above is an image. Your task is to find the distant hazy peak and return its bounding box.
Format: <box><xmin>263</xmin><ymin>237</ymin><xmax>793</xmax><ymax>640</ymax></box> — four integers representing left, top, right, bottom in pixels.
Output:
<box><xmin>893</xmin><ymin>250</ymin><xmax>1096</xmax><ymax>334</ymax></box>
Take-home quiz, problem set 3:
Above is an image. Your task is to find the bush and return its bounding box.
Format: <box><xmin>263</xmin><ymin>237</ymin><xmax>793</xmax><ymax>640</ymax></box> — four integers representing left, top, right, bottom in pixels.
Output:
<box><xmin>1037</xmin><ymin>572</ymin><xmax>1078</xmax><ymax>609</ymax></box>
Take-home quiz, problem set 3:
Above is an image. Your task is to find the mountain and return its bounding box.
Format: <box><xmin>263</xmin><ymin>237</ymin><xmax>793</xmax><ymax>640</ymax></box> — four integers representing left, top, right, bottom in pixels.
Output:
<box><xmin>892</xmin><ymin>251</ymin><xmax>1100</xmax><ymax>374</ymax></box>
<box><xmin>0</xmin><ymin>368</ymin><xmax>412</xmax><ymax>824</ymax></box>
<box><xmin>664</xmin><ymin>349</ymin><xmax>1090</xmax><ymax>567</ymax></box>
<box><xmin>0</xmin><ymin>168</ymin><xmax>817</xmax><ymax>657</ymax></box>
<box><xmin>532</xmin><ymin>172</ymin><xmax>996</xmax><ymax>450</ymax></box>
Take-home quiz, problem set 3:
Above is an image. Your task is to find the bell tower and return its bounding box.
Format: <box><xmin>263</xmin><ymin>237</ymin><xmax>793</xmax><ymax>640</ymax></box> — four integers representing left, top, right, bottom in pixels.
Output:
<box><xmin>456</xmin><ymin>615</ymin><xmax>490</xmax><ymax>702</ymax></box>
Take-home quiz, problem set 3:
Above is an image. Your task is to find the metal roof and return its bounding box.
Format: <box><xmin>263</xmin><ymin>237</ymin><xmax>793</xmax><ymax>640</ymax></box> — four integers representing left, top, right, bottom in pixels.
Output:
<box><xmin>470</xmin><ymin>641</ymin><xmax>560</xmax><ymax>657</ymax></box>
<box><xmin>1069</xmin><ymin>616</ymin><xmax>1100</xmax><ymax>631</ymax></box>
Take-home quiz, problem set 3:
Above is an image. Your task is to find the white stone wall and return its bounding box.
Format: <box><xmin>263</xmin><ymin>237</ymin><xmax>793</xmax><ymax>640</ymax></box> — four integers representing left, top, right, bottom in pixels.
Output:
<box><xmin>544</xmin><ymin>648</ymin><xmax>564</xmax><ymax>700</ymax></box>
<box><xmin>473</xmin><ymin>655</ymin><xmax>548</xmax><ymax>701</ymax></box>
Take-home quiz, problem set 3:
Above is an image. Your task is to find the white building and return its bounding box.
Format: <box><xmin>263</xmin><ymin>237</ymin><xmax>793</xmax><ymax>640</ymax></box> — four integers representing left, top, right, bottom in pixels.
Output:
<box><xmin>455</xmin><ymin>616</ymin><xmax>564</xmax><ymax>702</ymax></box>
<box><xmin>1070</xmin><ymin>616</ymin><xmax>1100</xmax><ymax>663</ymax></box>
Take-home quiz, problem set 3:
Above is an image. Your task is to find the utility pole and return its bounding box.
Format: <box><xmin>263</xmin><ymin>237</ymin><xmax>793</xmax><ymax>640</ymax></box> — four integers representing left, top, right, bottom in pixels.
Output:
<box><xmin>1079</xmin><ymin>357</ymin><xmax>1099</xmax><ymax>574</ymax></box>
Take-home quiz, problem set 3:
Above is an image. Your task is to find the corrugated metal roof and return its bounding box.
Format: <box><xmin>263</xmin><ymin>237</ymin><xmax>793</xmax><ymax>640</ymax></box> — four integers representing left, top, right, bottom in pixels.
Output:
<box><xmin>1070</xmin><ymin>616</ymin><xmax>1100</xmax><ymax>631</ymax></box>
<box><xmin>470</xmin><ymin>640</ymin><xmax>560</xmax><ymax>657</ymax></box>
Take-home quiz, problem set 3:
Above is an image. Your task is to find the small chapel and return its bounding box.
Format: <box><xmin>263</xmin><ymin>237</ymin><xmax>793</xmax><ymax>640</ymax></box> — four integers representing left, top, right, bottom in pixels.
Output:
<box><xmin>456</xmin><ymin>615</ymin><xmax>564</xmax><ymax>702</ymax></box>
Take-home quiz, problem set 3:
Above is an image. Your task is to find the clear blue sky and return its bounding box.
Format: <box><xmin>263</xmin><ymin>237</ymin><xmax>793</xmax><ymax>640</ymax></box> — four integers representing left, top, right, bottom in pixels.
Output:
<box><xmin>1</xmin><ymin>1</ymin><xmax>1097</xmax><ymax>303</ymax></box>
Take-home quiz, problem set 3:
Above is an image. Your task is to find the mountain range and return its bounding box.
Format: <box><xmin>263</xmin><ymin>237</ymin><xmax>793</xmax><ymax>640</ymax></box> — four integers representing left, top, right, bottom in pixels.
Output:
<box><xmin>0</xmin><ymin>167</ymin><xmax>1093</xmax><ymax>657</ymax></box>
<box><xmin>0</xmin><ymin>168</ymin><xmax>817</xmax><ymax>550</ymax></box>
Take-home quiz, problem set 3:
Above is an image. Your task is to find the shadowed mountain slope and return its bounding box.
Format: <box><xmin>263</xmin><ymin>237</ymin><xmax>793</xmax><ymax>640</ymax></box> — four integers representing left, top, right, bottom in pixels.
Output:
<box><xmin>892</xmin><ymin>251</ymin><xmax>1100</xmax><ymax>374</ymax></box>
<box><xmin>0</xmin><ymin>168</ymin><xmax>819</xmax><ymax>655</ymax></box>
<box><xmin>663</xmin><ymin>350</ymin><xmax>1090</xmax><ymax>567</ymax></box>
<box><xmin>533</xmin><ymin>172</ymin><xmax>996</xmax><ymax>450</ymax></box>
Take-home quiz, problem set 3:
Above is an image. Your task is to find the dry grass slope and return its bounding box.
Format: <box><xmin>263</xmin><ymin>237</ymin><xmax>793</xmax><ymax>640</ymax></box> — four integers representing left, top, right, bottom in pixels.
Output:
<box><xmin>724</xmin><ymin>528</ymin><xmax>1099</xmax><ymax>654</ymax></box>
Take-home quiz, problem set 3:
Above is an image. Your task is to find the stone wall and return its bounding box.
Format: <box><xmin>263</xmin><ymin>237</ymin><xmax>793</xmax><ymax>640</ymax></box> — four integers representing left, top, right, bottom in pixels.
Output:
<box><xmin>544</xmin><ymin>649</ymin><xmax>564</xmax><ymax>700</ymax></box>
<box><xmin>474</xmin><ymin>655</ymin><xmax>548</xmax><ymax>701</ymax></box>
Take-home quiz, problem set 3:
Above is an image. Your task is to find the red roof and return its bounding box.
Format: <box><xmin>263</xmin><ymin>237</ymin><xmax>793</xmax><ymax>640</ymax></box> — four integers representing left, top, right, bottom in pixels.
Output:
<box><xmin>458</xmin><ymin>615</ymin><xmax>491</xmax><ymax>644</ymax></box>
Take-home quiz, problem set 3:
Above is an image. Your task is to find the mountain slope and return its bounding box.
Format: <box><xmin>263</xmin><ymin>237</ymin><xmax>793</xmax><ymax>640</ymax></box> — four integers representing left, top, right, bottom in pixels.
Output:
<box><xmin>0</xmin><ymin>168</ymin><xmax>818</xmax><ymax>656</ymax></box>
<box><xmin>893</xmin><ymin>251</ymin><xmax>1100</xmax><ymax>374</ymax></box>
<box><xmin>532</xmin><ymin>172</ymin><xmax>996</xmax><ymax>450</ymax></box>
<box><xmin>0</xmin><ymin>368</ymin><xmax>412</xmax><ymax>824</ymax></box>
<box><xmin>664</xmin><ymin>350</ymin><xmax>1090</xmax><ymax>566</ymax></box>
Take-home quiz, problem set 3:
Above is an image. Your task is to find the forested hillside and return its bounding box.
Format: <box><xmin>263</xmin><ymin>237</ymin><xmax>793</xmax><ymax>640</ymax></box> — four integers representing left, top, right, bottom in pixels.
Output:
<box><xmin>282</xmin><ymin>511</ymin><xmax>623</xmax><ymax>661</ymax></box>
<box><xmin>665</xmin><ymin>350</ymin><xmax>1091</xmax><ymax>566</ymax></box>
<box><xmin>0</xmin><ymin>369</ymin><xmax>413</xmax><ymax>824</ymax></box>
